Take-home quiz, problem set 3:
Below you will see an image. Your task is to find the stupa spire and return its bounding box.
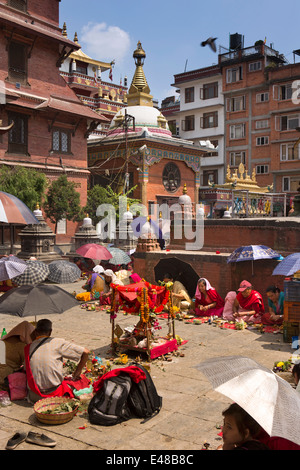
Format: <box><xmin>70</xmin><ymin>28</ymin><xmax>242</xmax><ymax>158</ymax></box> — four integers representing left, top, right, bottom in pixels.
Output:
<box><xmin>126</xmin><ymin>41</ymin><xmax>153</xmax><ymax>107</ymax></box>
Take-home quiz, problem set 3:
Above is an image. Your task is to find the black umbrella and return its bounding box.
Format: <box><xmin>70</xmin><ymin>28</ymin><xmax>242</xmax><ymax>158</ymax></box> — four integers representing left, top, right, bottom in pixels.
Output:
<box><xmin>154</xmin><ymin>257</ymin><xmax>199</xmax><ymax>298</ymax></box>
<box><xmin>0</xmin><ymin>285</ymin><xmax>78</xmax><ymax>320</ymax></box>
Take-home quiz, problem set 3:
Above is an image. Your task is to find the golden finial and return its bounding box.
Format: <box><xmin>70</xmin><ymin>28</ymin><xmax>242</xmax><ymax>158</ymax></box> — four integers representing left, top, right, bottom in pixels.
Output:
<box><xmin>183</xmin><ymin>183</ymin><xmax>187</xmax><ymax>194</ymax></box>
<box><xmin>62</xmin><ymin>22</ymin><xmax>67</xmax><ymax>37</ymax></box>
<box><xmin>74</xmin><ymin>32</ymin><xmax>79</xmax><ymax>43</ymax></box>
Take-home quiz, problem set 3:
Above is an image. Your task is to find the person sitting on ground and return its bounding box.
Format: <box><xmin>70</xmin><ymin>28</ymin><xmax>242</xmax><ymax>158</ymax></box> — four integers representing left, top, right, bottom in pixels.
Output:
<box><xmin>76</xmin><ymin>266</ymin><xmax>106</xmax><ymax>302</ymax></box>
<box><xmin>24</xmin><ymin>319</ymin><xmax>90</xmax><ymax>404</ymax></box>
<box><xmin>260</xmin><ymin>285</ymin><xmax>284</xmax><ymax>325</ymax></box>
<box><xmin>233</xmin><ymin>280</ymin><xmax>264</xmax><ymax>323</ymax></box>
<box><xmin>99</xmin><ymin>269</ymin><xmax>124</xmax><ymax>305</ymax></box>
<box><xmin>190</xmin><ymin>278</ymin><xmax>224</xmax><ymax>317</ymax></box>
<box><xmin>0</xmin><ymin>321</ymin><xmax>35</xmax><ymax>386</ymax></box>
<box><xmin>162</xmin><ymin>273</ymin><xmax>192</xmax><ymax>312</ymax></box>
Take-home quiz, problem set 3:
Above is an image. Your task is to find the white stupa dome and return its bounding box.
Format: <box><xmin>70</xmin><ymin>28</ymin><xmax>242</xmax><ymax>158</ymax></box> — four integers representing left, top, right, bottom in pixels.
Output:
<box><xmin>110</xmin><ymin>106</ymin><xmax>172</xmax><ymax>139</ymax></box>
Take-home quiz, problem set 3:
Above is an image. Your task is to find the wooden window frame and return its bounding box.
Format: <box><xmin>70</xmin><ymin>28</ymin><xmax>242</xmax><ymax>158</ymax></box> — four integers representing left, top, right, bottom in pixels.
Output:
<box><xmin>7</xmin><ymin>111</ymin><xmax>28</xmax><ymax>155</ymax></box>
<box><xmin>185</xmin><ymin>87</ymin><xmax>194</xmax><ymax>103</ymax></box>
<box><xmin>201</xmin><ymin>111</ymin><xmax>218</xmax><ymax>129</ymax></box>
<box><xmin>51</xmin><ymin>128</ymin><xmax>72</xmax><ymax>154</ymax></box>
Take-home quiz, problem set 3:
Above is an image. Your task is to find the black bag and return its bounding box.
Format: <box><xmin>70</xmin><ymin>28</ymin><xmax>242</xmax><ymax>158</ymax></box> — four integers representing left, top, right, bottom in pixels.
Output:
<box><xmin>127</xmin><ymin>364</ymin><xmax>162</xmax><ymax>423</ymax></box>
<box><xmin>88</xmin><ymin>374</ymin><xmax>132</xmax><ymax>426</ymax></box>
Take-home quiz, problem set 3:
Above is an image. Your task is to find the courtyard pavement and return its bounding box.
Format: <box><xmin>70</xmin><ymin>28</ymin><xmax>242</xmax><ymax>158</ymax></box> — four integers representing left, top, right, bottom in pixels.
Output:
<box><xmin>0</xmin><ymin>278</ymin><xmax>294</xmax><ymax>452</ymax></box>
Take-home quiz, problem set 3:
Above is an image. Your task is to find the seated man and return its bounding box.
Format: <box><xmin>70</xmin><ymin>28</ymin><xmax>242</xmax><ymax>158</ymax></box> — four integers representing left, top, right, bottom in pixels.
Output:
<box><xmin>24</xmin><ymin>319</ymin><xmax>90</xmax><ymax>403</ymax></box>
<box><xmin>163</xmin><ymin>273</ymin><xmax>192</xmax><ymax>311</ymax></box>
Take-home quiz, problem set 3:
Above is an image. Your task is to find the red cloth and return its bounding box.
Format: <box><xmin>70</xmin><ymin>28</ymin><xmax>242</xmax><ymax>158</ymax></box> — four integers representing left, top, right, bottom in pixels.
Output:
<box><xmin>195</xmin><ymin>289</ymin><xmax>224</xmax><ymax>317</ymax></box>
<box><xmin>257</xmin><ymin>429</ymin><xmax>300</xmax><ymax>450</ymax></box>
<box><xmin>236</xmin><ymin>290</ymin><xmax>265</xmax><ymax>314</ymax></box>
<box><xmin>93</xmin><ymin>366</ymin><xmax>146</xmax><ymax>393</ymax></box>
<box><xmin>24</xmin><ymin>344</ymin><xmax>90</xmax><ymax>399</ymax></box>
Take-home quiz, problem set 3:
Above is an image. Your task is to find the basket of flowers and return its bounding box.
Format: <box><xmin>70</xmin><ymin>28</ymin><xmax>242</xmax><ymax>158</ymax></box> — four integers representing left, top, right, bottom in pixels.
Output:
<box><xmin>34</xmin><ymin>397</ymin><xmax>79</xmax><ymax>425</ymax></box>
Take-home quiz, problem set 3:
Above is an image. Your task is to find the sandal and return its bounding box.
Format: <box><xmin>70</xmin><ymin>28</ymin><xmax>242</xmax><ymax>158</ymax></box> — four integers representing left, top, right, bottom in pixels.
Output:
<box><xmin>6</xmin><ymin>432</ymin><xmax>27</xmax><ymax>450</ymax></box>
<box><xmin>25</xmin><ymin>431</ymin><xmax>56</xmax><ymax>448</ymax></box>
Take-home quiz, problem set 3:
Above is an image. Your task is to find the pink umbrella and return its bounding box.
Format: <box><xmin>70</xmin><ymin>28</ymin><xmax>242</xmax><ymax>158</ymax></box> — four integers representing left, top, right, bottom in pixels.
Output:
<box><xmin>76</xmin><ymin>243</ymin><xmax>112</xmax><ymax>260</ymax></box>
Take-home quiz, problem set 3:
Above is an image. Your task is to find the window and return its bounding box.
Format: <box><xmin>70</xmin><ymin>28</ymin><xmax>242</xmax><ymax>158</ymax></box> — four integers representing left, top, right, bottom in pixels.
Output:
<box><xmin>52</xmin><ymin>129</ymin><xmax>71</xmax><ymax>153</ymax></box>
<box><xmin>230</xmin><ymin>123</ymin><xmax>246</xmax><ymax>139</ymax></box>
<box><xmin>181</xmin><ymin>115</ymin><xmax>195</xmax><ymax>131</ymax></box>
<box><xmin>256</xmin><ymin>136</ymin><xmax>269</xmax><ymax>146</ymax></box>
<box><xmin>201</xmin><ymin>82</ymin><xmax>218</xmax><ymax>100</ymax></box>
<box><xmin>201</xmin><ymin>111</ymin><xmax>218</xmax><ymax>129</ymax></box>
<box><xmin>276</xmin><ymin>114</ymin><xmax>299</xmax><ymax>131</ymax></box>
<box><xmin>273</xmin><ymin>84</ymin><xmax>293</xmax><ymax>100</ymax></box>
<box><xmin>185</xmin><ymin>87</ymin><xmax>194</xmax><ymax>103</ymax></box>
<box><xmin>74</xmin><ymin>60</ymin><xmax>88</xmax><ymax>75</ymax></box>
<box><xmin>8</xmin><ymin>112</ymin><xmax>28</xmax><ymax>154</ymax></box>
<box><xmin>282</xmin><ymin>177</ymin><xmax>290</xmax><ymax>192</ymax></box>
<box><xmin>249</xmin><ymin>61</ymin><xmax>262</xmax><ymax>72</ymax></box>
<box><xmin>256</xmin><ymin>92</ymin><xmax>269</xmax><ymax>103</ymax></box>
<box><xmin>8</xmin><ymin>41</ymin><xmax>27</xmax><ymax>84</ymax></box>
<box><xmin>7</xmin><ymin>0</ymin><xmax>27</xmax><ymax>12</ymax></box>
<box><xmin>162</xmin><ymin>162</ymin><xmax>181</xmax><ymax>193</ymax></box>
<box><xmin>256</xmin><ymin>165</ymin><xmax>269</xmax><ymax>174</ymax></box>
<box><xmin>226</xmin><ymin>66</ymin><xmax>243</xmax><ymax>83</ymax></box>
<box><xmin>230</xmin><ymin>151</ymin><xmax>246</xmax><ymax>167</ymax></box>
<box><xmin>203</xmin><ymin>169</ymin><xmax>218</xmax><ymax>186</ymax></box>
<box><xmin>226</xmin><ymin>95</ymin><xmax>246</xmax><ymax>112</ymax></box>
<box><xmin>255</xmin><ymin>119</ymin><xmax>269</xmax><ymax>129</ymax></box>
<box><xmin>280</xmin><ymin>143</ymin><xmax>300</xmax><ymax>161</ymax></box>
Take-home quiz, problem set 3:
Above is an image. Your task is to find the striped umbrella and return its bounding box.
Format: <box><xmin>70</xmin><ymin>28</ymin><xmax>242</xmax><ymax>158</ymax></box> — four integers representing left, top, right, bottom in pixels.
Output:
<box><xmin>48</xmin><ymin>260</ymin><xmax>81</xmax><ymax>284</ymax></box>
<box><xmin>107</xmin><ymin>247</ymin><xmax>131</xmax><ymax>266</ymax></box>
<box><xmin>0</xmin><ymin>255</ymin><xmax>27</xmax><ymax>281</ymax></box>
<box><xmin>13</xmin><ymin>260</ymin><xmax>50</xmax><ymax>286</ymax></box>
<box><xmin>0</xmin><ymin>192</ymin><xmax>39</xmax><ymax>225</ymax></box>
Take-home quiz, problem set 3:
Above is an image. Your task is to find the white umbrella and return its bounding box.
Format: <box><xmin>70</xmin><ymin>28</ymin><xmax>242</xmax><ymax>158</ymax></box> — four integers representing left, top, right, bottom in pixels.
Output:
<box><xmin>196</xmin><ymin>355</ymin><xmax>300</xmax><ymax>446</ymax></box>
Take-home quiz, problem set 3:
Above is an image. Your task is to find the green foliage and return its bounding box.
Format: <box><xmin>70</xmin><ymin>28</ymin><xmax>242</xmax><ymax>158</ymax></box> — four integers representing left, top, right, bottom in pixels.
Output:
<box><xmin>84</xmin><ymin>184</ymin><xmax>140</xmax><ymax>224</ymax></box>
<box><xmin>0</xmin><ymin>166</ymin><xmax>47</xmax><ymax>210</ymax></box>
<box><xmin>43</xmin><ymin>175</ymin><xmax>84</xmax><ymax>232</ymax></box>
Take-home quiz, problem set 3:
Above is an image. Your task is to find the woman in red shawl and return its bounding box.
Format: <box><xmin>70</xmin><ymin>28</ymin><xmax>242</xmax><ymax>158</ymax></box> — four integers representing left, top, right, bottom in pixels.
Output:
<box><xmin>193</xmin><ymin>278</ymin><xmax>224</xmax><ymax>317</ymax></box>
<box><xmin>233</xmin><ymin>280</ymin><xmax>264</xmax><ymax>323</ymax></box>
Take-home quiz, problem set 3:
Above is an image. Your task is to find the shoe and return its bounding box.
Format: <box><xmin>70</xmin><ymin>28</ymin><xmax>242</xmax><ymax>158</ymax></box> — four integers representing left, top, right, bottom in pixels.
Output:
<box><xmin>25</xmin><ymin>431</ymin><xmax>56</xmax><ymax>448</ymax></box>
<box><xmin>6</xmin><ymin>432</ymin><xmax>27</xmax><ymax>450</ymax></box>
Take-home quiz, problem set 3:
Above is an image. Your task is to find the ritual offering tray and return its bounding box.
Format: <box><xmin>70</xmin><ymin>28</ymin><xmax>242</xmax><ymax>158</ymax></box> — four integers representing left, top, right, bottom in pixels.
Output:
<box><xmin>34</xmin><ymin>397</ymin><xmax>79</xmax><ymax>425</ymax></box>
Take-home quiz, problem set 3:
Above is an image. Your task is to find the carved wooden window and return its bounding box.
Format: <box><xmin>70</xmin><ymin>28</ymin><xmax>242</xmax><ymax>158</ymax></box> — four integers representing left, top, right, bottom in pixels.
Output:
<box><xmin>52</xmin><ymin>128</ymin><xmax>71</xmax><ymax>154</ymax></box>
<box><xmin>7</xmin><ymin>0</ymin><xmax>27</xmax><ymax>12</ymax></box>
<box><xmin>8</xmin><ymin>112</ymin><xmax>28</xmax><ymax>155</ymax></box>
<box><xmin>8</xmin><ymin>41</ymin><xmax>27</xmax><ymax>84</ymax></box>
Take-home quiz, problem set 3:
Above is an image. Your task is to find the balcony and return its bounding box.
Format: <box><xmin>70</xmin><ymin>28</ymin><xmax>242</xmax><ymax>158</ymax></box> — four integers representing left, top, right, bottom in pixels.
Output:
<box><xmin>219</xmin><ymin>44</ymin><xmax>284</xmax><ymax>66</ymax></box>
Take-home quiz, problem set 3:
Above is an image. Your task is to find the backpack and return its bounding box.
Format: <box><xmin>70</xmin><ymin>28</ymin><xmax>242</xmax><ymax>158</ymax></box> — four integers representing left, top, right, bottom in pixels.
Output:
<box><xmin>88</xmin><ymin>374</ymin><xmax>132</xmax><ymax>426</ymax></box>
<box><xmin>88</xmin><ymin>365</ymin><xmax>162</xmax><ymax>426</ymax></box>
<box><xmin>127</xmin><ymin>364</ymin><xmax>162</xmax><ymax>423</ymax></box>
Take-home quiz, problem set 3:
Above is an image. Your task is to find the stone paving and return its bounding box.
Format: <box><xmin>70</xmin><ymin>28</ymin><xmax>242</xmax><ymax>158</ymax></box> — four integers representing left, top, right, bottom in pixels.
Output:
<box><xmin>0</xmin><ymin>279</ymin><xmax>294</xmax><ymax>451</ymax></box>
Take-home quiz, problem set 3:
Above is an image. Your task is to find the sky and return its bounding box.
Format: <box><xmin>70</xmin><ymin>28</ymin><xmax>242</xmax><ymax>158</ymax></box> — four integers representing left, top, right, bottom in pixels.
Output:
<box><xmin>60</xmin><ymin>0</ymin><xmax>300</xmax><ymax>105</ymax></box>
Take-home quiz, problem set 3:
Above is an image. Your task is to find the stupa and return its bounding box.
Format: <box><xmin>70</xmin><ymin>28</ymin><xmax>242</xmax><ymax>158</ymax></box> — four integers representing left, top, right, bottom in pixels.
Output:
<box><xmin>17</xmin><ymin>204</ymin><xmax>61</xmax><ymax>261</ymax></box>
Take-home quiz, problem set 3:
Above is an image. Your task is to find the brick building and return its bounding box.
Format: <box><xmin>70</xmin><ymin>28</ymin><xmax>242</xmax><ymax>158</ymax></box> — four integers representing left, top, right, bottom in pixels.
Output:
<box><xmin>88</xmin><ymin>42</ymin><xmax>208</xmax><ymax>220</ymax></box>
<box><xmin>220</xmin><ymin>39</ymin><xmax>300</xmax><ymax>195</ymax></box>
<box><xmin>0</xmin><ymin>0</ymin><xmax>107</xmax><ymax>247</ymax></box>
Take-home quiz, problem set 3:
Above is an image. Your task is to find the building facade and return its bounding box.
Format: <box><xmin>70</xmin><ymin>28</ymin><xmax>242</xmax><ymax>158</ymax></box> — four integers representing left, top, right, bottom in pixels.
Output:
<box><xmin>167</xmin><ymin>64</ymin><xmax>225</xmax><ymax>189</ymax></box>
<box><xmin>220</xmin><ymin>40</ymin><xmax>300</xmax><ymax>195</ymax></box>
<box><xmin>0</xmin><ymin>0</ymin><xmax>107</xmax><ymax>246</ymax></box>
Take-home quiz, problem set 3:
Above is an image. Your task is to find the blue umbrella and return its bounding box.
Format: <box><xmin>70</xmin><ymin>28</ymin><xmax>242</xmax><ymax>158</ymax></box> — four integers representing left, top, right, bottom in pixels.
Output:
<box><xmin>272</xmin><ymin>253</ymin><xmax>300</xmax><ymax>276</ymax></box>
<box><xmin>227</xmin><ymin>245</ymin><xmax>282</xmax><ymax>275</ymax></box>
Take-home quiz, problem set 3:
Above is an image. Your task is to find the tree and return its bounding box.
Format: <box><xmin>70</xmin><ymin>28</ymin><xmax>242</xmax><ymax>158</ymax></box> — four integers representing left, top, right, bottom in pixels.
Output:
<box><xmin>0</xmin><ymin>166</ymin><xmax>47</xmax><ymax>210</ymax></box>
<box><xmin>43</xmin><ymin>175</ymin><xmax>84</xmax><ymax>233</ymax></box>
<box><xmin>84</xmin><ymin>184</ymin><xmax>140</xmax><ymax>225</ymax></box>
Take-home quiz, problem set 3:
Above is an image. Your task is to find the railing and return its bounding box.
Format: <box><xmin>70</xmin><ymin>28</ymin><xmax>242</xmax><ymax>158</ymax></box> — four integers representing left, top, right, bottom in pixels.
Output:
<box><xmin>231</xmin><ymin>191</ymin><xmax>290</xmax><ymax>218</ymax></box>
